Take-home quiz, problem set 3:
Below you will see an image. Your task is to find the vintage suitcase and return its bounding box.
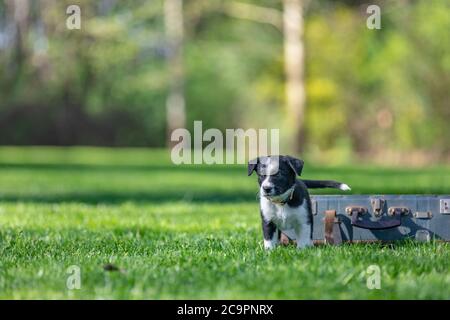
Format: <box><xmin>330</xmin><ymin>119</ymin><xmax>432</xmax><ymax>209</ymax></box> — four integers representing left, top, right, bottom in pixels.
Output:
<box><xmin>283</xmin><ymin>195</ymin><xmax>450</xmax><ymax>244</ymax></box>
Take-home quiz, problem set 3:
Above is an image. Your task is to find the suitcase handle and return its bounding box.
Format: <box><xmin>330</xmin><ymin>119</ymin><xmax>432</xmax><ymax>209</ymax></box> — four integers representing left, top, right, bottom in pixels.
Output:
<box><xmin>347</xmin><ymin>207</ymin><xmax>401</xmax><ymax>230</ymax></box>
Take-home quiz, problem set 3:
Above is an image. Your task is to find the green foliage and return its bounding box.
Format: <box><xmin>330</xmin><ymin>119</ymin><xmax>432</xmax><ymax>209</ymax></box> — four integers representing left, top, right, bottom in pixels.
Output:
<box><xmin>0</xmin><ymin>1</ymin><xmax>448</xmax><ymax>159</ymax></box>
<box><xmin>0</xmin><ymin>147</ymin><xmax>449</xmax><ymax>299</ymax></box>
<box><xmin>304</xmin><ymin>0</ymin><xmax>450</xmax><ymax>157</ymax></box>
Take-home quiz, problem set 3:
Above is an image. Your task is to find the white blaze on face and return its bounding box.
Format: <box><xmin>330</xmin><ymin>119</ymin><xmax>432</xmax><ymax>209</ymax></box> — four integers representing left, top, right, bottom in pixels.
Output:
<box><xmin>260</xmin><ymin>157</ymin><xmax>279</xmax><ymax>192</ymax></box>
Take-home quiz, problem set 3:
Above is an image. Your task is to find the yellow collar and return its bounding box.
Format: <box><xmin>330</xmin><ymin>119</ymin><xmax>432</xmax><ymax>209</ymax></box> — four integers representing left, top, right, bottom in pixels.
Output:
<box><xmin>265</xmin><ymin>184</ymin><xmax>296</xmax><ymax>205</ymax></box>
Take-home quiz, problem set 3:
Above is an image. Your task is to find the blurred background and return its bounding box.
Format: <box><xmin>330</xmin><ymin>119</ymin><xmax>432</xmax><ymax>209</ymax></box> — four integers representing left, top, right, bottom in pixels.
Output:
<box><xmin>0</xmin><ymin>1</ymin><xmax>449</xmax><ymax>300</ymax></box>
<box><xmin>0</xmin><ymin>0</ymin><xmax>449</xmax><ymax>165</ymax></box>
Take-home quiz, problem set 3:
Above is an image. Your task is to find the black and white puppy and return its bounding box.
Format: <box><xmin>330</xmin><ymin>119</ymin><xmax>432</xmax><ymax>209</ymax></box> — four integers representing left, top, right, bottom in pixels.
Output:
<box><xmin>248</xmin><ymin>155</ymin><xmax>350</xmax><ymax>250</ymax></box>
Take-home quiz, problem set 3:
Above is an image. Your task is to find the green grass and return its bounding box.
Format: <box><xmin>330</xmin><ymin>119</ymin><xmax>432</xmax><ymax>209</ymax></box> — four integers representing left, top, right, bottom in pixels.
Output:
<box><xmin>0</xmin><ymin>147</ymin><xmax>449</xmax><ymax>299</ymax></box>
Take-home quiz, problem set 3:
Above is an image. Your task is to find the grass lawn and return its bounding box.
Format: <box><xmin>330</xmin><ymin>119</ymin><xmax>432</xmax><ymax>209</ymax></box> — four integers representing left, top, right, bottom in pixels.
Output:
<box><xmin>0</xmin><ymin>147</ymin><xmax>449</xmax><ymax>299</ymax></box>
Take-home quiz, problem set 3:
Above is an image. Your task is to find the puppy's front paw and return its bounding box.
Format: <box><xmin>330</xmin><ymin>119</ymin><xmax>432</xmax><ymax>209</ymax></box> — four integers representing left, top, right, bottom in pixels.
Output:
<box><xmin>264</xmin><ymin>240</ymin><xmax>277</xmax><ymax>250</ymax></box>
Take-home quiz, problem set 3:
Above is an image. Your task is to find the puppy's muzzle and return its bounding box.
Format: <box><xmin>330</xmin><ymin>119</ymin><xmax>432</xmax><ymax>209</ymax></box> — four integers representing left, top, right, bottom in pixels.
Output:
<box><xmin>262</xmin><ymin>185</ymin><xmax>274</xmax><ymax>194</ymax></box>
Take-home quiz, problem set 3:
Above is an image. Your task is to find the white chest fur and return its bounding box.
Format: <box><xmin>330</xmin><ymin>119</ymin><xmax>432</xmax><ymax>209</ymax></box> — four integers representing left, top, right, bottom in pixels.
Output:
<box><xmin>260</xmin><ymin>196</ymin><xmax>313</xmax><ymax>248</ymax></box>
<box><xmin>260</xmin><ymin>196</ymin><xmax>308</xmax><ymax>230</ymax></box>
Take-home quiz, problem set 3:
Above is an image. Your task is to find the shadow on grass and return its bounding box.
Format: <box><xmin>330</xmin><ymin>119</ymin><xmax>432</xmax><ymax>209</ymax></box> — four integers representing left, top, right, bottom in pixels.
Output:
<box><xmin>0</xmin><ymin>163</ymin><xmax>245</xmax><ymax>174</ymax></box>
<box><xmin>1</xmin><ymin>162</ymin><xmax>447</xmax><ymax>176</ymax></box>
<box><xmin>2</xmin><ymin>188</ymin><xmax>447</xmax><ymax>205</ymax></box>
<box><xmin>1</xmin><ymin>163</ymin><xmax>449</xmax><ymax>204</ymax></box>
<box><xmin>0</xmin><ymin>190</ymin><xmax>258</xmax><ymax>204</ymax></box>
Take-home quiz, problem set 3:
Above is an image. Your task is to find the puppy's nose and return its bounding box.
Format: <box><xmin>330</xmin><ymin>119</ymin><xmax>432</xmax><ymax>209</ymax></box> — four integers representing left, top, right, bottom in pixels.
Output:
<box><xmin>263</xmin><ymin>185</ymin><xmax>273</xmax><ymax>193</ymax></box>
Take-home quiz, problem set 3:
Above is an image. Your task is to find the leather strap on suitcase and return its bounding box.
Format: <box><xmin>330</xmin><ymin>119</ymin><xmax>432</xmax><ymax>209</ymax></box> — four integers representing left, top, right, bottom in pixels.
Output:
<box><xmin>324</xmin><ymin>210</ymin><xmax>342</xmax><ymax>245</ymax></box>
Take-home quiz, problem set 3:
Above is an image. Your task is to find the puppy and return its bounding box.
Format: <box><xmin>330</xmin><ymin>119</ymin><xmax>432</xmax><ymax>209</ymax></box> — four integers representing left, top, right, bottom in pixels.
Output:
<box><xmin>248</xmin><ymin>155</ymin><xmax>350</xmax><ymax>250</ymax></box>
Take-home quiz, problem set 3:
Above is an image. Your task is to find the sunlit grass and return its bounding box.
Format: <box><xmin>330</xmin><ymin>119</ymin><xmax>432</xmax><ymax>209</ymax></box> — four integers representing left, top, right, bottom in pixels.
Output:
<box><xmin>0</xmin><ymin>147</ymin><xmax>449</xmax><ymax>299</ymax></box>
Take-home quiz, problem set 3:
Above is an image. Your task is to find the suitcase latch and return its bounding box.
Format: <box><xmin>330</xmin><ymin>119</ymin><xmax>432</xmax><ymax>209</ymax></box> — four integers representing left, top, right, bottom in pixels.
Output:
<box><xmin>345</xmin><ymin>206</ymin><xmax>368</xmax><ymax>216</ymax></box>
<box><xmin>371</xmin><ymin>198</ymin><xmax>385</xmax><ymax>217</ymax></box>
<box><xmin>440</xmin><ymin>199</ymin><xmax>450</xmax><ymax>214</ymax></box>
<box><xmin>388</xmin><ymin>207</ymin><xmax>411</xmax><ymax>216</ymax></box>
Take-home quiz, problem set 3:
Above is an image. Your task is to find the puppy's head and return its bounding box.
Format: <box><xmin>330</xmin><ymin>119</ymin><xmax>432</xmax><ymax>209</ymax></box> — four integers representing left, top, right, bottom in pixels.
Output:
<box><xmin>248</xmin><ymin>155</ymin><xmax>304</xmax><ymax>197</ymax></box>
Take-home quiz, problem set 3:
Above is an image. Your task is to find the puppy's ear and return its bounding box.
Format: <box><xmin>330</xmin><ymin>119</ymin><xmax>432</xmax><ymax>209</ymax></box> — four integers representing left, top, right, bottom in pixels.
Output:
<box><xmin>247</xmin><ymin>158</ymin><xmax>259</xmax><ymax>176</ymax></box>
<box><xmin>285</xmin><ymin>156</ymin><xmax>304</xmax><ymax>176</ymax></box>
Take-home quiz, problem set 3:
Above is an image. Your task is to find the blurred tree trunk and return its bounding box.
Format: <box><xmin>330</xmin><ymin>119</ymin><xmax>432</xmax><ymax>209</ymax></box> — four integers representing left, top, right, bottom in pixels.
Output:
<box><xmin>6</xmin><ymin>0</ymin><xmax>29</xmax><ymax>79</ymax></box>
<box><xmin>164</xmin><ymin>0</ymin><xmax>186</xmax><ymax>147</ymax></box>
<box><xmin>283</xmin><ymin>0</ymin><xmax>305</xmax><ymax>154</ymax></box>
